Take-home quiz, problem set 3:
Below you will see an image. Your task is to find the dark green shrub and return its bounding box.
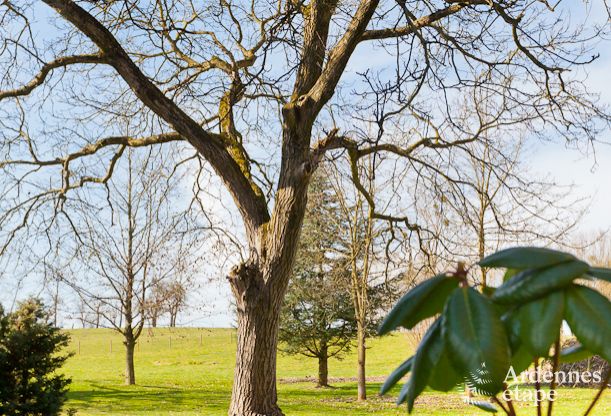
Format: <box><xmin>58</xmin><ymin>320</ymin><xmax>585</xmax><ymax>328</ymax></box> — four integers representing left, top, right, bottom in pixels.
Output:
<box><xmin>0</xmin><ymin>298</ymin><xmax>72</xmax><ymax>416</ymax></box>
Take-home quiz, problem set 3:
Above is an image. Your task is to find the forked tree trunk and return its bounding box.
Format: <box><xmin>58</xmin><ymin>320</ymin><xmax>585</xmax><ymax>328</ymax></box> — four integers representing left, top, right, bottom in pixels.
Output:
<box><xmin>356</xmin><ymin>324</ymin><xmax>366</xmax><ymax>401</ymax></box>
<box><xmin>227</xmin><ymin>105</ymin><xmax>313</xmax><ymax>415</ymax></box>
<box><xmin>227</xmin><ymin>177</ymin><xmax>309</xmax><ymax>414</ymax></box>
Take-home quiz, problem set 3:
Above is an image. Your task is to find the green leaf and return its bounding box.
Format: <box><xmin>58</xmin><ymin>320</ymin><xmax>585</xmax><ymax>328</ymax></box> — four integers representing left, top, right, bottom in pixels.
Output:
<box><xmin>511</xmin><ymin>343</ymin><xmax>534</xmax><ymax>375</ymax></box>
<box><xmin>479</xmin><ymin>247</ymin><xmax>576</xmax><ymax>269</ymax></box>
<box><xmin>501</xmin><ymin>310</ymin><xmax>521</xmax><ymax>350</ymax></box>
<box><xmin>587</xmin><ymin>267</ymin><xmax>611</xmax><ymax>283</ymax></box>
<box><xmin>492</xmin><ymin>261</ymin><xmax>589</xmax><ymax>304</ymax></box>
<box><xmin>501</xmin><ymin>311</ymin><xmax>531</xmax><ymax>374</ymax></box>
<box><xmin>559</xmin><ymin>343</ymin><xmax>593</xmax><ymax>363</ymax></box>
<box><xmin>380</xmin><ymin>356</ymin><xmax>413</xmax><ymax>395</ymax></box>
<box><xmin>503</xmin><ymin>268</ymin><xmax>520</xmax><ymax>283</ymax></box>
<box><xmin>442</xmin><ymin>287</ymin><xmax>511</xmax><ymax>396</ymax></box>
<box><xmin>467</xmin><ymin>400</ymin><xmax>498</xmax><ymax>413</ymax></box>
<box><xmin>482</xmin><ymin>286</ymin><xmax>496</xmax><ymax>297</ymax></box>
<box><xmin>401</xmin><ymin>320</ymin><xmax>444</xmax><ymax>412</ymax></box>
<box><xmin>428</xmin><ymin>345</ymin><xmax>462</xmax><ymax>392</ymax></box>
<box><xmin>564</xmin><ymin>285</ymin><xmax>611</xmax><ymax>362</ymax></box>
<box><xmin>379</xmin><ymin>275</ymin><xmax>458</xmax><ymax>335</ymax></box>
<box><xmin>518</xmin><ymin>291</ymin><xmax>564</xmax><ymax>357</ymax></box>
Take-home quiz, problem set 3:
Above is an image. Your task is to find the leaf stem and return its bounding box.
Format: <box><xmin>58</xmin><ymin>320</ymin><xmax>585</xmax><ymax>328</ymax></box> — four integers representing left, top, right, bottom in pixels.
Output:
<box><xmin>506</xmin><ymin>398</ymin><xmax>517</xmax><ymax>416</ymax></box>
<box><xmin>534</xmin><ymin>357</ymin><xmax>542</xmax><ymax>416</ymax></box>
<box><xmin>502</xmin><ymin>383</ymin><xmax>517</xmax><ymax>416</ymax></box>
<box><xmin>492</xmin><ymin>396</ymin><xmax>511</xmax><ymax>415</ymax></box>
<box><xmin>583</xmin><ymin>370</ymin><xmax>609</xmax><ymax>416</ymax></box>
<box><xmin>547</xmin><ymin>338</ymin><xmax>561</xmax><ymax>416</ymax></box>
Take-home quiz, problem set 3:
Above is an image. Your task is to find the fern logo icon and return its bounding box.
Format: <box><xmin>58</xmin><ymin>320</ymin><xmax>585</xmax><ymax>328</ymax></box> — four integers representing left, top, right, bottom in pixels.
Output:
<box><xmin>458</xmin><ymin>362</ymin><xmax>497</xmax><ymax>407</ymax></box>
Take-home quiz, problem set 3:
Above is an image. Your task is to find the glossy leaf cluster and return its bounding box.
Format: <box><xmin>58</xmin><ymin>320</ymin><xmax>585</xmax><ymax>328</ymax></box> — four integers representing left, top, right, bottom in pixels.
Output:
<box><xmin>380</xmin><ymin>247</ymin><xmax>611</xmax><ymax>413</ymax></box>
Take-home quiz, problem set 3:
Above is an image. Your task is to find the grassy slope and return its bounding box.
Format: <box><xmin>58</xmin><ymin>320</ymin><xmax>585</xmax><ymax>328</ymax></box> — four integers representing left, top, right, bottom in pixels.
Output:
<box><xmin>63</xmin><ymin>328</ymin><xmax>609</xmax><ymax>415</ymax></box>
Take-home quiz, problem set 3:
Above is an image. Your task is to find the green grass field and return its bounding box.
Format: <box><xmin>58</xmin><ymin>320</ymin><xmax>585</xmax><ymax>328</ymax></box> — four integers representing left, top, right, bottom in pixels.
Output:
<box><xmin>62</xmin><ymin>328</ymin><xmax>609</xmax><ymax>415</ymax></box>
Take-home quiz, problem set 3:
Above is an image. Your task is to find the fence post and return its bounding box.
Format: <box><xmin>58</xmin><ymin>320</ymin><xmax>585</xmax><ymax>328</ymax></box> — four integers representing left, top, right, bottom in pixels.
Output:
<box><xmin>169</xmin><ymin>336</ymin><xmax>172</xmax><ymax>349</ymax></box>
<box><xmin>78</xmin><ymin>340</ymin><xmax>81</xmax><ymax>355</ymax></box>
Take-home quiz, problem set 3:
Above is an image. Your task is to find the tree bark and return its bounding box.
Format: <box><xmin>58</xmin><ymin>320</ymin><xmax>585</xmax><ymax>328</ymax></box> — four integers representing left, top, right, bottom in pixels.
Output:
<box><xmin>356</xmin><ymin>324</ymin><xmax>366</xmax><ymax>401</ymax></box>
<box><xmin>124</xmin><ymin>336</ymin><xmax>136</xmax><ymax>385</ymax></box>
<box><xmin>228</xmin><ymin>287</ymin><xmax>284</xmax><ymax>416</ymax></box>
<box><xmin>318</xmin><ymin>343</ymin><xmax>329</xmax><ymax>387</ymax></box>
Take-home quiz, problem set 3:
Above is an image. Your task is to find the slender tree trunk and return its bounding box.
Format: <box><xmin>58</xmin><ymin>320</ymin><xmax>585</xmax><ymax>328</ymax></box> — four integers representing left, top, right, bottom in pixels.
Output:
<box><xmin>318</xmin><ymin>343</ymin><xmax>329</xmax><ymax>387</ymax></box>
<box><xmin>478</xmin><ymin>208</ymin><xmax>487</xmax><ymax>288</ymax></box>
<box><xmin>228</xmin><ymin>292</ymin><xmax>284</xmax><ymax>416</ymax></box>
<box><xmin>357</xmin><ymin>323</ymin><xmax>366</xmax><ymax>401</ymax></box>
<box><xmin>151</xmin><ymin>314</ymin><xmax>157</xmax><ymax>328</ymax></box>
<box><xmin>124</xmin><ymin>336</ymin><xmax>136</xmax><ymax>385</ymax></box>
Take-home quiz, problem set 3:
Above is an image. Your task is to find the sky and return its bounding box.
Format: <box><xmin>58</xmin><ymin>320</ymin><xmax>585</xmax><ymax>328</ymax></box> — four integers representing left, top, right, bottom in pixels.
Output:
<box><xmin>197</xmin><ymin>25</ymin><xmax>611</xmax><ymax>328</ymax></box>
<box><xmin>1</xmin><ymin>2</ymin><xmax>610</xmax><ymax>328</ymax></box>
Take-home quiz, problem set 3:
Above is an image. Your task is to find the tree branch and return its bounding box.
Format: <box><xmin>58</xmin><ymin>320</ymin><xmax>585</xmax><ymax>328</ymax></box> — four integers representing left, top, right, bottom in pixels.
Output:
<box><xmin>42</xmin><ymin>0</ymin><xmax>270</xmax><ymax>240</ymax></box>
<box><xmin>359</xmin><ymin>2</ymin><xmax>474</xmax><ymax>42</ymax></box>
<box><xmin>0</xmin><ymin>53</ymin><xmax>107</xmax><ymax>100</ymax></box>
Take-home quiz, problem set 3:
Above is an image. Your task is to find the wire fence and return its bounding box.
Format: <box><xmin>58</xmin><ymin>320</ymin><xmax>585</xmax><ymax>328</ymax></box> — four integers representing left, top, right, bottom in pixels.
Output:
<box><xmin>67</xmin><ymin>328</ymin><xmax>237</xmax><ymax>356</ymax></box>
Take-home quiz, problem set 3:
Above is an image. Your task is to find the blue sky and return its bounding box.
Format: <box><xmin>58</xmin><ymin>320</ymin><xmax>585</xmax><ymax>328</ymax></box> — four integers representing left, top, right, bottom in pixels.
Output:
<box><xmin>2</xmin><ymin>2</ymin><xmax>610</xmax><ymax>328</ymax></box>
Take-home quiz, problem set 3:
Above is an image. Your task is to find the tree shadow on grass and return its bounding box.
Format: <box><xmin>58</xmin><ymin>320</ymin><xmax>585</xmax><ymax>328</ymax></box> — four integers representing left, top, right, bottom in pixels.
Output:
<box><xmin>67</xmin><ymin>382</ymin><xmax>230</xmax><ymax>414</ymax></box>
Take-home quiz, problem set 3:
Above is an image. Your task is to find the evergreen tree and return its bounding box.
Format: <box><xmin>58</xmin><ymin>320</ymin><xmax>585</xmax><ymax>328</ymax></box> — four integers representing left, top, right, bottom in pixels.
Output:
<box><xmin>278</xmin><ymin>173</ymin><xmax>357</xmax><ymax>387</ymax></box>
<box><xmin>0</xmin><ymin>298</ymin><xmax>72</xmax><ymax>416</ymax></box>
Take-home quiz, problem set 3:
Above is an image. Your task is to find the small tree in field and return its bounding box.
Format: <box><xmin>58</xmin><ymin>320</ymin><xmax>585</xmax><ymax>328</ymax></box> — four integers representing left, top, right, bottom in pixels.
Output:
<box><xmin>380</xmin><ymin>247</ymin><xmax>610</xmax><ymax>415</ymax></box>
<box><xmin>0</xmin><ymin>298</ymin><xmax>71</xmax><ymax>416</ymax></box>
<box><xmin>279</xmin><ymin>267</ymin><xmax>356</xmax><ymax>387</ymax></box>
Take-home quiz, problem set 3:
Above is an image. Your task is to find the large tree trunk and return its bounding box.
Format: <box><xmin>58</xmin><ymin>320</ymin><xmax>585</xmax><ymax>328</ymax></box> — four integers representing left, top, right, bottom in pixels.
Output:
<box><xmin>318</xmin><ymin>343</ymin><xmax>329</xmax><ymax>387</ymax></box>
<box><xmin>227</xmin><ymin>178</ymin><xmax>309</xmax><ymax>414</ymax></box>
<box><xmin>228</xmin><ymin>286</ymin><xmax>284</xmax><ymax>416</ymax></box>
<box><xmin>356</xmin><ymin>323</ymin><xmax>366</xmax><ymax>401</ymax></box>
<box><xmin>124</xmin><ymin>336</ymin><xmax>136</xmax><ymax>385</ymax></box>
<box><xmin>227</xmin><ymin>107</ymin><xmax>312</xmax><ymax>415</ymax></box>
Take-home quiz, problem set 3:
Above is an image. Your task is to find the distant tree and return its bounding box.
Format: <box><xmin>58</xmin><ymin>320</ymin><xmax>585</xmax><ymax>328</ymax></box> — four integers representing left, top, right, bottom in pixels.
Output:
<box><xmin>165</xmin><ymin>281</ymin><xmax>188</xmax><ymax>328</ymax></box>
<box><xmin>145</xmin><ymin>280</ymin><xmax>189</xmax><ymax>328</ymax></box>
<box><xmin>279</xmin><ymin>174</ymin><xmax>357</xmax><ymax>387</ymax></box>
<box><xmin>144</xmin><ymin>284</ymin><xmax>166</xmax><ymax>328</ymax></box>
<box><xmin>0</xmin><ymin>298</ymin><xmax>71</xmax><ymax>416</ymax></box>
<box><xmin>45</xmin><ymin>278</ymin><xmax>62</xmax><ymax>327</ymax></box>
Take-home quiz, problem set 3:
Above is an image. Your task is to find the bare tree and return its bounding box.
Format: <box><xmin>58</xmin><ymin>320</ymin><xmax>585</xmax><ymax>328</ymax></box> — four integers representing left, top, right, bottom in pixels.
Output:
<box><xmin>144</xmin><ymin>283</ymin><xmax>166</xmax><ymax>328</ymax></box>
<box><xmin>410</xmin><ymin>129</ymin><xmax>585</xmax><ymax>288</ymax></box>
<box><xmin>144</xmin><ymin>278</ymin><xmax>189</xmax><ymax>328</ymax></box>
<box><xmin>54</xmin><ymin>150</ymin><xmax>196</xmax><ymax>385</ymax></box>
<box><xmin>328</xmin><ymin>160</ymin><xmax>378</xmax><ymax>401</ymax></box>
<box><xmin>1</xmin><ymin>1</ymin><xmax>609</xmax><ymax>414</ymax></box>
<box><xmin>165</xmin><ymin>281</ymin><xmax>188</xmax><ymax>327</ymax></box>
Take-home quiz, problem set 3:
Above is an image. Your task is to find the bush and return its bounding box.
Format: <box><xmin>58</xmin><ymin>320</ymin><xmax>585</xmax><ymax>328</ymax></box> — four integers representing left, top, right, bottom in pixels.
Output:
<box><xmin>0</xmin><ymin>298</ymin><xmax>72</xmax><ymax>416</ymax></box>
<box><xmin>380</xmin><ymin>247</ymin><xmax>611</xmax><ymax>414</ymax></box>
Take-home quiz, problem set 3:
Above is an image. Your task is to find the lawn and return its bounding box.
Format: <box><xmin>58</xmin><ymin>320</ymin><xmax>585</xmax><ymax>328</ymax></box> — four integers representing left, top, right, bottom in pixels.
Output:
<box><xmin>62</xmin><ymin>328</ymin><xmax>609</xmax><ymax>415</ymax></box>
